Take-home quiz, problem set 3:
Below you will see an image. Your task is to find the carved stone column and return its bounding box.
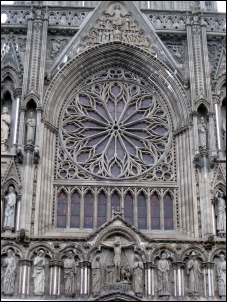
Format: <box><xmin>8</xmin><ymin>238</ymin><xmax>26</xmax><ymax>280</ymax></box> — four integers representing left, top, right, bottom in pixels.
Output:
<box><xmin>206</xmin><ymin>262</ymin><xmax>215</xmax><ymax>297</ymax></box>
<box><xmin>80</xmin><ymin>261</ymin><xmax>91</xmax><ymax>298</ymax></box>
<box><xmin>49</xmin><ymin>260</ymin><xmax>63</xmax><ymax>297</ymax></box>
<box><xmin>173</xmin><ymin>262</ymin><xmax>185</xmax><ymax>299</ymax></box>
<box><xmin>19</xmin><ymin>259</ymin><xmax>32</xmax><ymax>298</ymax></box>
<box><xmin>201</xmin><ymin>262</ymin><xmax>209</xmax><ymax>297</ymax></box>
<box><xmin>144</xmin><ymin>262</ymin><xmax>153</xmax><ymax>299</ymax></box>
<box><xmin>17</xmin><ymin>106</ymin><xmax>26</xmax><ymax>147</ymax></box>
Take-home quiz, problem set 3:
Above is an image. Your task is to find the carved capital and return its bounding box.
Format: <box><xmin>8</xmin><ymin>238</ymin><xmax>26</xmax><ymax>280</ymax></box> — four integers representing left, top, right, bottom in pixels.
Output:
<box><xmin>36</xmin><ymin>106</ymin><xmax>43</xmax><ymax>114</ymax></box>
<box><xmin>49</xmin><ymin>260</ymin><xmax>63</xmax><ymax>267</ymax></box>
<box><xmin>81</xmin><ymin>261</ymin><xmax>91</xmax><ymax>268</ymax></box>
<box><xmin>20</xmin><ymin>106</ymin><xmax>27</xmax><ymax>113</ymax></box>
<box><xmin>19</xmin><ymin>259</ymin><xmax>32</xmax><ymax>267</ymax></box>
<box><xmin>144</xmin><ymin>262</ymin><xmax>154</xmax><ymax>269</ymax></box>
<box><xmin>212</xmin><ymin>94</ymin><xmax>221</xmax><ymax>105</ymax></box>
<box><xmin>13</xmin><ymin>88</ymin><xmax>22</xmax><ymax>99</ymax></box>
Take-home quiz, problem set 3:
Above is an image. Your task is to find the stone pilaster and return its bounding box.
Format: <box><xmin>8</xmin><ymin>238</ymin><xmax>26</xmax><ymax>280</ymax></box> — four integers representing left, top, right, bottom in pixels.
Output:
<box><xmin>80</xmin><ymin>261</ymin><xmax>91</xmax><ymax>298</ymax></box>
<box><xmin>173</xmin><ymin>262</ymin><xmax>185</xmax><ymax>299</ymax></box>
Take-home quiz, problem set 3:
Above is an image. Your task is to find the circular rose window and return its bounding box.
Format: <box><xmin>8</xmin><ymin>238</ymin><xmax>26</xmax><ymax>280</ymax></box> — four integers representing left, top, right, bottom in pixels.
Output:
<box><xmin>60</xmin><ymin>81</ymin><xmax>171</xmax><ymax>179</ymax></box>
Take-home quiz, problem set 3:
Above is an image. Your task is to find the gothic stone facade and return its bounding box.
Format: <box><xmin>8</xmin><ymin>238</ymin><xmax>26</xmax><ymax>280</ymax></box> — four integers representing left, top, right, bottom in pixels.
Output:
<box><xmin>1</xmin><ymin>1</ymin><xmax>226</xmax><ymax>301</ymax></box>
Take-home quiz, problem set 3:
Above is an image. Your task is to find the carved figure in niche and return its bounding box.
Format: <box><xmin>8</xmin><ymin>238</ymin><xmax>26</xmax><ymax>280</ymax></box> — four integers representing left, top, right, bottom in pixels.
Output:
<box><xmin>125</xmin><ymin>13</ymin><xmax>132</xmax><ymax>30</ymax></box>
<box><xmin>92</xmin><ymin>256</ymin><xmax>101</xmax><ymax>297</ymax></box>
<box><xmin>105</xmin><ymin>3</ymin><xmax>126</xmax><ymax>29</ymax></box>
<box><xmin>17</xmin><ymin>38</ymin><xmax>27</xmax><ymax>52</ymax></box>
<box><xmin>217</xmin><ymin>254</ymin><xmax>226</xmax><ymax>296</ymax></box>
<box><xmin>32</xmin><ymin>249</ymin><xmax>46</xmax><ymax>295</ymax></box>
<box><xmin>63</xmin><ymin>250</ymin><xmax>77</xmax><ymax>295</ymax></box>
<box><xmin>90</xmin><ymin>30</ymin><xmax>97</xmax><ymax>44</ymax></box>
<box><xmin>1</xmin><ymin>106</ymin><xmax>11</xmax><ymax>152</ymax></box>
<box><xmin>2</xmin><ymin>249</ymin><xmax>16</xmax><ymax>295</ymax></box>
<box><xmin>113</xmin><ymin>29</ymin><xmax>122</xmax><ymax>41</ymax></box>
<box><xmin>215</xmin><ymin>191</ymin><xmax>226</xmax><ymax>237</ymax></box>
<box><xmin>3</xmin><ymin>186</ymin><xmax>16</xmax><ymax>230</ymax></box>
<box><xmin>26</xmin><ymin>112</ymin><xmax>36</xmax><ymax>144</ymax></box>
<box><xmin>187</xmin><ymin>251</ymin><xmax>202</xmax><ymax>296</ymax></box>
<box><xmin>101</xmin><ymin>237</ymin><xmax>134</xmax><ymax>282</ymax></box>
<box><xmin>133</xmin><ymin>256</ymin><xmax>143</xmax><ymax>297</ymax></box>
<box><xmin>157</xmin><ymin>253</ymin><xmax>170</xmax><ymax>296</ymax></box>
<box><xmin>121</xmin><ymin>263</ymin><xmax>132</xmax><ymax>282</ymax></box>
<box><xmin>198</xmin><ymin>117</ymin><xmax>207</xmax><ymax>149</ymax></box>
<box><xmin>106</xmin><ymin>261</ymin><xmax>115</xmax><ymax>283</ymax></box>
<box><xmin>222</xmin><ymin>118</ymin><xmax>226</xmax><ymax>150</ymax></box>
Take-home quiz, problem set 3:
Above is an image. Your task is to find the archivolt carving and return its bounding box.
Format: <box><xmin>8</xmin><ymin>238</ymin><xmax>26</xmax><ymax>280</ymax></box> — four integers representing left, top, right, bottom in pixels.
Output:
<box><xmin>60</xmin><ymin>79</ymin><xmax>171</xmax><ymax>179</ymax></box>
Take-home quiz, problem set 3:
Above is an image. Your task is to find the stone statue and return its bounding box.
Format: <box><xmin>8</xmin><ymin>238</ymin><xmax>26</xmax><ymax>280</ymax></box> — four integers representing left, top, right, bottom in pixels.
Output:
<box><xmin>133</xmin><ymin>256</ymin><xmax>143</xmax><ymax>297</ymax></box>
<box><xmin>3</xmin><ymin>186</ymin><xmax>17</xmax><ymax>231</ymax></box>
<box><xmin>217</xmin><ymin>254</ymin><xmax>226</xmax><ymax>296</ymax></box>
<box><xmin>105</xmin><ymin>3</ymin><xmax>126</xmax><ymax>29</ymax></box>
<box><xmin>215</xmin><ymin>191</ymin><xmax>226</xmax><ymax>237</ymax></box>
<box><xmin>198</xmin><ymin>117</ymin><xmax>207</xmax><ymax>149</ymax></box>
<box><xmin>26</xmin><ymin>112</ymin><xmax>36</xmax><ymax>144</ymax></box>
<box><xmin>63</xmin><ymin>250</ymin><xmax>77</xmax><ymax>295</ymax></box>
<box><xmin>121</xmin><ymin>263</ymin><xmax>132</xmax><ymax>282</ymax></box>
<box><xmin>32</xmin><ymin>249</ymin><xmax>45</xmax><ymax>295</ymax></box>
<box><xmin>222</xmin><ymin>118</ymin><xmax>226</xmax><ymax>150</ymax></box>
<box><xmin>1</xmin><ymin>106</ymin><xmax>11</xmax><ymax>152</ymax></box>
<box><xmin>92</xmin><ymin>256</ymin><xmax>101</xmax><ymax>297</ymax></box>
<box><xmin>2</xmin><ymin>249</ymin><xmax>16</xmax><ymax>295</ymax></box>
<box><xmin>106</xmin><ymin>262</ymin><xmax>115</xmax><ymax>283</ymax></box>
<box><xmin>187</xmin><ymin>251</ymin><xmax>202</xmax><ymax>295</ymax></box>
<box><xmin>101</xmin><ymin>237</ymin><xmax>134</xmax><ymax>282</ymax></box>
<box><xmin>157</xmin><ymin>252</ymin><xmax>170</xmax><ymax>296</ymax></box>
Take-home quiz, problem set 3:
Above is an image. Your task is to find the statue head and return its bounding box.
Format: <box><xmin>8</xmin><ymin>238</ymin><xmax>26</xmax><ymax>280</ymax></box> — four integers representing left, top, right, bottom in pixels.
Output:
<box><xmin>200</xmin><ymin>117</ymin><xmax>204</xmax><ymax>123</ymax></box>
<box><xmin>161</xmin><ymin>253</ymin><xmax>167</xmax><ymax>259</ymax></box>
<box><xmin>37</xmin><ymin>249</ymin><xmax>45</xmax><ymax>257</ymax></box>
<box><xmin>96</xmin><ymin>256</ymin><xmax>100</xmax><ymax>261</ymax></box>
<box><xmin>114</xmin><ymin>240</ymin><xmax>121</xmax><ymax>247</ymax></box>
<box><xmin>191</xmin><ymin>251</ymin><xmax>197</xmax><ymax>259</ymax></box>
<box><xmin>2</xmin><ymin>107</ymin><xmax>9</xmax><ymax>114</ymax></box>
<box><xmin>8</xmin><ymin>186</ymin><xmax>15</xmax><ymax>193</ymax></box>
<box><xmin>67</xmin><ymin>250</ymin><xmax>74</xmax><ymax>258</ymax></box>
<box><xmin>114</xmin><ymin>3</ymin><xmax>121</xmax><ymax>10</ymax></box>
<box><xmin>7</xmin><ymin>249</ymin><xmax>13</xmax><ymax>257</ymax></box>
<box><xmin>219</xmin><ymin>191</ymin><xmax>224</xmax><ymax>198</ymax></box>
<box><xmin>29</xmin><ymin>112</ymin><xmax>34</xmax><ymax>118</ymax></box>
<box><xmin>219</xmin><ymin>254</ymin><xmax>225</xmax><ymax>262</ymax></box>
<box><xmin>135</xmin><ymin>255</ymin><xmax>139</xmax><ymax>262</ymax></box>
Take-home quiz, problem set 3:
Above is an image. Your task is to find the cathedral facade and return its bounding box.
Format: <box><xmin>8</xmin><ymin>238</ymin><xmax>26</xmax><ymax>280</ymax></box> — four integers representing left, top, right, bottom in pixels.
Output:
<box><xmin>1</xmin><ymin>1</ymin><xmax>226</xmax><ymax>301</ymax></box>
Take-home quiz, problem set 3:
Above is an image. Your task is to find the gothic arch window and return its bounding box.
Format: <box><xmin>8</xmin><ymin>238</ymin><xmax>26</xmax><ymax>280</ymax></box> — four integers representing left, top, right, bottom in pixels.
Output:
<box><xmin>70</xmin><ymin>191</ymin><xmax>80</xmax><ymax>228</ymax></box>
<box><xmin>124</xmin><ymin>192</ymin><xmax>134</xmax><ymax>225</ymax></box>
<box><xmin>84</xmin><ymin>191</ymin><xmax>94</xmax><ymax>228</ymax></box>
<box><xmin>97</xmin><ymin>192</ymin><xmax>107</xmax><ymax>227</ymax></box>
<box><xmin>111</xmin><ymin>192</ymin><xmax>120</xmax><ymax>211</ymax></box>
<box><xmin>164</xmin><ymin>194</ymin><xmax>174</xmax><ymax>230</ymax></box>
<box><xmin>151</xmin><ymin>194</ymin><xmax>160</xmax><ymax>230</ymax></box>
<box><xmin>57</xmin><ymin>191</ymin><xmax>67</xmax><ymax>228</ymax></box>
<box><xmin>137</xmin><ymin>192</ymin><xmax>147</xmax><ymax>229</ymax></box>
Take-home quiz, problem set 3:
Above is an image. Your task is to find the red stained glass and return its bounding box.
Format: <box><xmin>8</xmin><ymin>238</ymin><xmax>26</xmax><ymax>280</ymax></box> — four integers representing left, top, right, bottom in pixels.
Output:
<box><xmin>164</xmin><ymin>195</ymin><xmax>174</xmax><ymax>230</ymax></box>
<box><xmin>70</xmin><ymin>192</ymin><xmax>80</xmax><ymax>228</ymax></box>
<box><xmin>151</xmin><ymin>194</ymin><xmax>160</xmax><ymax>230</ymax></box>
<box><xmin>84</xmin><ymin>192</ymin><xmax>94</xmax><ymax>228</ymax></box>
<box><xmin>97</xmin><ymin>193</ymin><xmax>107</xmax><ymax>227</ymax></box>
<box><xmin>124</xmin><ymin>193</ymin><xmax>134</xmax><ymax>225</ymax></box>
<box><xmin>57</xmin><ymin>192</ymin><xmax>67</xmax><ymax>228</ymax></box>
<box><xmin>138</xmin><ymin>194</ymin><xmax>147</xmax><ymax>229</ymax></box>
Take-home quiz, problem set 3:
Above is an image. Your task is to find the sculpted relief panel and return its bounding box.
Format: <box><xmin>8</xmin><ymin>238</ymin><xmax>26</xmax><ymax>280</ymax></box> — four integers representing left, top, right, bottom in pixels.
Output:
<box><xmin>78</xmin><ymin>3</ymin><xmax>156</xmax><ymax>55</ymax></box>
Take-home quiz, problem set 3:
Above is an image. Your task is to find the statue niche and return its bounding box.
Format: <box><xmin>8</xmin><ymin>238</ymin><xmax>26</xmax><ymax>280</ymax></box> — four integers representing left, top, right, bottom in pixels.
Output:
<box><xmin>213</xmin><ymin>253</ymin><xmax>226</xmax><ymax>298</ymax></box>
<box><xmin>215</xmin><ymin>191</ymin><xmax>226</xmax><ymax>238</ymax></box>
<box><xmin>3</xmin><ymin>186</ymin><xmax>17</xmax><ymax>232</ymax></box>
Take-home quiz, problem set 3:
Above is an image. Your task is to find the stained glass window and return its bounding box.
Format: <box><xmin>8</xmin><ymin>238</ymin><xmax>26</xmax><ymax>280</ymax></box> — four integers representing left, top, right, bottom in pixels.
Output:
<box><xmin>124</xmin><ymin>192</ymin><xmax>134</xmax><ymax>225</ymax></box>
<box><xmin>138</xmin><ymin>193</ymin><xmax>147</xmax><ymax>229</ymax></box>
<box><xmin>84</xmin><ymin>192</ymin><xmax>94</xmax><ymax>228</ymax></box>
<box><xmin>112</xmin><ymin>192</ymin><xmax>120</xmax><ymax>210</ymax></box>
<box><xmin>70</xmin><ymin>192</ymin><xmax>80</xmax><ymax>228</ymax></box>
<box><xmin>57</xmin><ymin>191</ymin><xmax>67</xmax><ymax>228</ymax></box>
<box><xmin>151</xmin><ymin>194</ymin><xmax>160</xmax><ymax>230</ymax></box>
<box><xmin>164</xmin><ymin>194</ymin><xmax>174</xmax><ymax>230</ymax></box>
<box><xmin>97</xmin><ymin>192</ymin><xmax>107</xmax><ymax>227</ymax></box>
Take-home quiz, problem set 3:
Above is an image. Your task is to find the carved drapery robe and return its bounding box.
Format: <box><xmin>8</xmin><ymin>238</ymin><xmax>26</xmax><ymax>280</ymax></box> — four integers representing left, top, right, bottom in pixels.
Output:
<box><xmin>4</xmin><ymin>191</ymin><xmax>16</xmax><ymax>229</ymax></box>
<box><xmin>92</xmin><ymin>261</ymin><xmax>101</xmax><ymax>293</ymax></box>
<box><xmin>2</xmin><ymin>255</ymin><xmax>16</xmax><ymax>295</ymax></box>
<box><xmin>198</xmin><ymin>122</ymin><xmax>207</xmax><ymax>148</ymax></box>
<box><xmin>133</xmin><ymin>261</ymin><xmax>143</xmax><ymax>294</ymax></box>
<box><xmin>1</xmin><ymin>111</ymin><xmax>11</xmax><ymax>151</ymax></box>
<box><xmin>157</xmin><ymin>259</ymin><xmax>170</xmax><ymax>294</ymax></box>
<box><xmin>32</xmin><ymin>255</ymin><xmax>45</xmax><ymax>294</ymax></box>
<box><xmin>217</xmin><ymin>260</ymin><xmax>226</xmax><ymax>296</ymax></box>
<box><xmin>63</xmin><ymin>257</ymin><xmax>76</xmax><ymax>295</ymax></box>
<box><xmin>187</xmin><ymin>259</ymin><xmax>201</xmax><ymax>295</ymax></box>
<box><xmin>26</xmin><ymin>116</ymin><xmax>36</xmax><ymax>144</ymax></box>
<box><xmin>216</xmin><ymin>196</ymin><xmax>226</xmax><ymax>233</ymax></box>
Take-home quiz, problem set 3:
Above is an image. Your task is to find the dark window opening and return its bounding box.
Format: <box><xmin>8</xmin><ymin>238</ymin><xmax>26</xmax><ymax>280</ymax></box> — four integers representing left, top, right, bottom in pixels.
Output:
<box><xmin>151</xmin><ymin>194</ymin><xmax>160</xmax><ymax>230</ymax></box>
<box><xmin>57</xmin><ymin>191</ymin><xmax>67</xmax><ymax>228</ymax></box>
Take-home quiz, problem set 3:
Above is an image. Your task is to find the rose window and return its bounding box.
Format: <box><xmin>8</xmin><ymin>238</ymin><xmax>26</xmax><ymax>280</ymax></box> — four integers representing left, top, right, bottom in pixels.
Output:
<box><xmin>60</xmin><ymin>81</ymin><xmax>171</xmax><ymax>179</ymax></box>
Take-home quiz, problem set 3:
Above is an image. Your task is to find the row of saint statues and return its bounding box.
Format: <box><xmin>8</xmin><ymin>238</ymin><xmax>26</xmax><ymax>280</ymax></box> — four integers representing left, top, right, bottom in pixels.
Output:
<box><xmin>1</xmin><ymin>106</ymin><xmax>36</xmax><ymax>152</ymax></box>
<box><xmin>1</xmin><ymin>248</ymin><xmax>226</xmax><ymax>298</ymax></box>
